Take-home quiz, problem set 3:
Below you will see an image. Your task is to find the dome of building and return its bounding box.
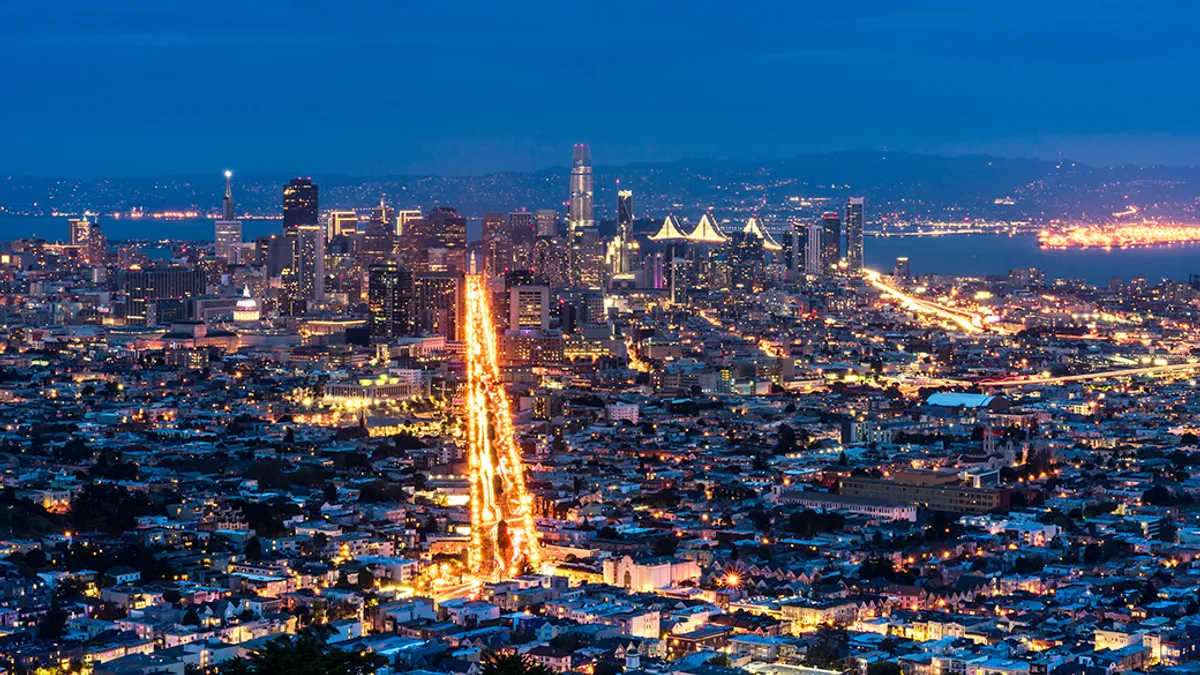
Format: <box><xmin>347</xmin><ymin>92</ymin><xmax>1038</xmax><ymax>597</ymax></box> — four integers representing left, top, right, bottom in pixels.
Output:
<box><xmin>233</xmin><ymin>286</ymin><xmax>261</xmax><ymax>323</ymax></box>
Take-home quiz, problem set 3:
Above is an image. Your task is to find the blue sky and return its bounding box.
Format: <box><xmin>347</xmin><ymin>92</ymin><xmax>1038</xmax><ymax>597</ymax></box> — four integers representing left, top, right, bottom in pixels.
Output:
<box><xmin>2</xmin><ymin>1</ymin><xmax>1199</xmax><ymax>176</ymax></box>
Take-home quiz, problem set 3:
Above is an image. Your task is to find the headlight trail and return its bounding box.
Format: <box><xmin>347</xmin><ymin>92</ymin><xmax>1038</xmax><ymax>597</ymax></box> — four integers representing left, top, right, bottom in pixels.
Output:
<box><xmin>464</xmin><ymin>275</ymin><xmax>541</xmax><ymax>580</ymax></box>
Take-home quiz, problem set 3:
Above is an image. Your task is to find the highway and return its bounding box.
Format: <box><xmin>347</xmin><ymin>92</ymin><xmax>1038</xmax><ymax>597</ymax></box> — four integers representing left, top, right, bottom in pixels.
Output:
<box><xmin>977</xmin><ymin>361</ymin><xmax>1200</xmax><ymax>388</ymax></box>
<box><xmin>863</xmin><ymin>269</ymin><xmax>990</xmax><ymax>333</ymax></box>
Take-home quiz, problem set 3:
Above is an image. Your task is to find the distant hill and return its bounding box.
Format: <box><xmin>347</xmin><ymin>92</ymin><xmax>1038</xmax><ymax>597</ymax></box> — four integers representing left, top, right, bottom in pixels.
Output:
<box><xmin>3</xmin><ymin>151</ymin><xmax>1199</xmax><ymax>226</ymax></box>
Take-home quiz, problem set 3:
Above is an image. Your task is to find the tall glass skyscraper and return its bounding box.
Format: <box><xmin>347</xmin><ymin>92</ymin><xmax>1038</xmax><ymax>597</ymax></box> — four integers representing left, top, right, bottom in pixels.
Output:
<box><xmin>214</xmin><ymin>171</ymin><xmax>242</xmax><ymax>264</ymax></box>
<box><xmin>845</xmin><ymin>197</ymin><xmax>864</xmax><ymax>273</ymax></box>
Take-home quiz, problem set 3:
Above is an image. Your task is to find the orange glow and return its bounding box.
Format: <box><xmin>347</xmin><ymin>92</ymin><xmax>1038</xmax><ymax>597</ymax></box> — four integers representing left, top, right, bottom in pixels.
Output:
<box><xmin>464</xmin><ymin>275</ymin><xmax>541</xmax><ymax>580</ymax></box>
<box><xmin>1040</xmin><ymin>223</ymin><xmax>1200</xmax><ymax>249</ymax></box>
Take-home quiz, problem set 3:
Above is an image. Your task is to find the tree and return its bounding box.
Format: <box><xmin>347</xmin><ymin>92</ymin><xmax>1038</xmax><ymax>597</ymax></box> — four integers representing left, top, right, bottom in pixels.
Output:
<box><xmin>182</xmin><ymin>608</ymin><xmax>200</xmax><ymax>626</ymax></box>
<box><xmin>777</xmin><ymin>423</ymin><xmax>798</xmax><ymax>454</ymax></box>
<box><xmin>479</xmin><ymin>652</ymin><xmax>555</xmax><ymax>675</ymax></box>
<box><xmin>868</xmin><ymin>662</ymin><xmax>904</xmax><ymax>675</ymax></box>
<box><xmin>38</xmin><ymin>592</ymin><xmax>69</xmax><ymax>640</ymax></box>
<box><xmin>357</xmin><ymin>569</ymin><xmax>376</xmax><ymax>591</ymax></box>
<box><xmin>224</xmin><ymin>628</ymin><xmax>381</xmax><ymax>675</ymax></box>
<box><xmin>245</xmin><ymin>537</ymin><xmax>263</xmax><ymax>562</ymax></box>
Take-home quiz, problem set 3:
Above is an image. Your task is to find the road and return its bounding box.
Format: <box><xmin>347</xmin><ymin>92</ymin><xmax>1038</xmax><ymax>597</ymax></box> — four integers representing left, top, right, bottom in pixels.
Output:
<box><xmin>978</xmin><ymin>361</ymin><xmax>1200</xmax><ymax>388</ymax></box>
<box><xmin>863</xmin><ymin>269</ymin><xmax>990</xmax><ymax>333</ymax></box>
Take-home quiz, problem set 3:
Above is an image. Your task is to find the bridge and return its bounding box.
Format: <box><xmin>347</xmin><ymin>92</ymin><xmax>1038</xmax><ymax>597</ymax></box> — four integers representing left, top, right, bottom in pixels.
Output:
<box><xmin>978</xmin><ymin>361</ymin><xmax>1200</xmax><ymax>388</ymax></box>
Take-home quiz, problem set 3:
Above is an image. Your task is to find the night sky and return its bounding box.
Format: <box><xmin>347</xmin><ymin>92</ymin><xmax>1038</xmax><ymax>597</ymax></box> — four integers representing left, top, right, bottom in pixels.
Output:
<box><xmin>3</xmin><ymin>1</ymin><xmax>1198</xmax><ymax>177</ymax></box>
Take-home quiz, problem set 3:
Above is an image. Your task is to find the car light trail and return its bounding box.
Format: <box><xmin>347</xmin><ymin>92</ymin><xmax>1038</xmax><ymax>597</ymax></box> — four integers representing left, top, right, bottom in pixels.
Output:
<box><xmin>464</xmin><ymin>275</ymin><xmax>541</xmax><ymax>580</ymax></box>
<box><xmin>863</xmin><ymin>269</ymin><xmax>988</xmax><ymax>333</ymax></box>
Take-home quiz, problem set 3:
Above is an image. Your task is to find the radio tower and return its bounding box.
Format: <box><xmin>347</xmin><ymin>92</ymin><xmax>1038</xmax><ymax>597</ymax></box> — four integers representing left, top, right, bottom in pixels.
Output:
<box><xmin>463</xmin><ymin>275</ymin><xmax>541</xmax><ymax>580</ymax></box>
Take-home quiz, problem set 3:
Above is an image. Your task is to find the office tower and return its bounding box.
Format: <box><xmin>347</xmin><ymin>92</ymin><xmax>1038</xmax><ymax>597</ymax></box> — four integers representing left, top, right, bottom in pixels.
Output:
<box><xmin>368</xmin><ymin>263</ymin><xmax>412</xmax><ymax>340</ymax></box>
<box><xmin>328</xmin><ymin>210</ymin><xmax>358</xmax><ymax>241</ymax></box>
<box><xmin>533</xmin><ymin>237</ymin><xmax>570</xmax><ymax>288</ymax></box>
<box><xmin>821</xmin><ymin>212</ymin><xmax>841</xmax><ymax>274</ymax></box>
<box><xmin>805</xmin><ymin>223</ymin><xmax>824</xmax><ymax>275</ymax></box>
<box><xmin>214</xmin><ymin>171</ymin><xmax>243</xmax><ymax>264</ymax></box>
<box><xmin>362</xmin><ymin>199</ymin><xmax>398</xmax><ymax>269</ymax></box>
<box><xmin>71</xmin><ymin>216</ymin><xmax>107</xmax><ymax>266</ymax></box>
<box><xmin>260</xmin><ymin>235</ymin><xmax>292</xmax><ymax>276</ymax></box>
<box><xmin>283</xmin><ymin>178</ymin><xmax>318</xmax><ymax>230</ymax></box>
<box><xmin>122</xmin><ymin>268</ymin><xmax>207</xmax><ymax>326</ymax></box>
<box><xmin>411</xmin><ymin>271</ymin><xmax>464</xmax><ymax>339</ymax></box>
<box><xmin>568</xmin><ymin>144</ymin><xmax>595</xmax><ymax>285</ymax></box>
<box><xmin>894</xmin><ymin>257</ymin><xmax>911</xmax><ymax>281</ymax></box>
<box><xmin>290</xmin><ymin>224</ymin><xmax>325</xmax><ymax>306</ymax></box>
<box><xmin>508</xmin><ymin>210</ymin><xmax>535</xmax><ymax>270</ymax></box>
<box><xmin>569</xmin><ymin>144</ymin><xmax>594</xmax><ymax>229</ymax></box>
<box><xmin>69</xmin><ymin>216</ymin><xmax>92</xmax><ymax>246</ymax></box>
<box><xmin>396</xmin><ymin>209</ymin><xmax>421</xmax><ymax>236</ymax></box>
<box><xmin>727</xmin><ymin>232</ymin><xmax>764</xmax><ymax>292</ymax></box>
<box><xmin>577</xmin><ymin>227</ymin><xmax>607</xmax><ymax>288</ymax></box>
<box><xmin>614</xmin><ymin>189</ymin><xmax>634</xmax><ymax>275</ymax></box>
<box><xmin>535</xmin><ymin>209</ymin><xmax>559</xmax><ymax>238</ymax></box>
<box><xmin>425</xmin><ymin>207</ymin><xmax>468</xmax><ymax>271</ymax></box>
<box><xmin>845</xmin><ymin>197</ymin><xmax>864</xmax><ymax>273</ymax></box>
<box><xmin>509</xmin><ymin>284</ymin><xmax>551</xmax><ymax>332</ymax></box>
<box><xmin>783</xmin><ymin>220</ymin><xmax>806</xmax><ymax>278</ymax></box>
<box><xmin>482</xmin><ymin>212</ymin><xmax>508</xmax><ymax>273</ymax></box>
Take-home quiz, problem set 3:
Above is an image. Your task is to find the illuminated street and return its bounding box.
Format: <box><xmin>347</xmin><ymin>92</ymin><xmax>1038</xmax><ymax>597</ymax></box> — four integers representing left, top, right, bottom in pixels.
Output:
<box><xmin>463</xmin><ymin>274</ymin><xmax>541</xmax><ymax>581</ymax></box>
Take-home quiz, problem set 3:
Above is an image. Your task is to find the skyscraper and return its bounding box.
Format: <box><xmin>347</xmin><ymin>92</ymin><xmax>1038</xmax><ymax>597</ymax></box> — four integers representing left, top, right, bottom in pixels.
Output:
<box><xmin>290</xmin><ymin>224</ymin><xmax>325</xmax><ymax>306</ymax></box>
<box><xmin>569</xmin><ymin>144</ymin><xmax>594</xmax><ymax>229</ymax></box>
<box><xmin>214</xmin><ymin>171</ymin><xmax>242</xmax><ymax>264</ymax></box>
<box><xmin>328</xmin><ymin>210</ymin><xmax>358</xmax><ymax>241</ymax></box>
<box><xmin>617</xmin><ymin>189</ymin><xmax>634</xmax><ymax>231</ymax></box>
<box><xmin>821</xmin><ymin>212</ymin><xmax>841</xmax><ymax>274</ymax></box>
<box><xmin>614</xmin><ymin>189</ymin><xmax>635</xmax><ymax>275</ymax></box>
<box><xmin>569</xmin><ymin>144</ymin><xmax>595</xmax><ymax>286</ymax></box>
<box><xmin>283</xmin><ymin>178</ymin><xmax>318</xmax><ymax>230</ymax></box>
<box><xmin>482</xmin><ymin>212</ymin><xmax>508</xmax><ymax>273</ymax></box>
<box><xmin>805</xmin><ymin>223</ymin><xmax>824</xmax><ymax>276</ymax></box>
<box><xmin>508</xmin><ymin>210</ymin><xmax>535</xmax><ymax>270</ymax></box>
<box><xmin>69</xmin><ymin>217</ymin><xmax>92</xmax><ymax>247</ymax></box>
<box><xmin>425</xmin><ymin>207</ymin><xmax>468</xmax><ymax>271</ymax></box>
<box><xmin>845</xmin><ymin>197</ymin><xmax>864</xmax><ymax>274</ymax></box>
<box><xmin>122</xmin><ymin>268</ymin><xmax>207</xmax><ymax>326</ymax></box>
<box><xmin>368</xmin><ymin>263</ymin><xmax>412</xmax><ymax>340</ymax></box>
<box><xmin>362</xmin><ymin>198</ymin><xmax>398</xmax><ymax>269</ymax></box>
<box><xmin>411</xmin><ymin>271</ymin><xmax>465</xmax><ymax>339</ymax></box>
<box><xmin>534</xmin><ymin>209</ymin><xmax>559</xmax><ymax>238</ymax></box>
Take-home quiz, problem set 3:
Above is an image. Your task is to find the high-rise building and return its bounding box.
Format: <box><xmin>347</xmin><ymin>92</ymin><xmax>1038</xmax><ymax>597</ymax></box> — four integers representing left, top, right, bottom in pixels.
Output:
<box><xmin>569</xmin><ymin>144</ymin><xmax>594</xmax><ymax>230</ymax></box>
<box><xmin>821</xmin><ymin>212</ymin><xmax>841</xmax><ymax>274</ymax></box>
<box><xmin>845</xmin><ymin>197</ymin><xmax>864</xmax><ymax>273</ymax></box>
<box><xmin>805</xmin><ymin>223</ymin><xmax>824</xmax><ymax>276</ymax></box>
<box><xmin>328</xmin><ymin>211</ymin><xmax>358</xmax><ymax>241</ymax></box>
<box><xmin>509</xmin><ymin>284</ymin><xmax>551</xmax><ymax>332</ymax></box>
<box><xmin>70</xmin><ymin>216</ymin><xmax>107</xmax><ymax>266</ymax></box>
<box><xmin>283</xmin><ymin>178</ymin><xmax>319</xmax><ymax>230</ymax></box>
<box><xmin>894</xmin><ymin>257</ymin><xmax>911</xmax><ymax>281</ymax></box>
<box><xmin>289</xmin><ymin>224</ymin><xmax>325</xmax><ymax>306</ymax></box>
<box><xmin>482</xmin><ymin>212</ymin><xmax>508</xmax><ymax>273</ymax></box>
<box><xmin>122</xmin><ymin>268</ymin><xmax>207</xmax><ymax>326</ymax></box>
<box><xmin>533</xmin><ymin>237</ymin><xmax>570</xmax><ymax>287</ymax></box>
<box><xmin>368</xmin><ymin>263</ymin><xmax>412</xmax><ymax>340</ymax></box>
<box><xmin>69</xmin><ymin>217</ymin><xmax>92</xmax><ymax>247</ymax></box>
<box><xmin>614</xmin><ymin>189</ymin><xmax>635</xmax><ymax>275</ymax></box>
<box><xmin>783</xmin><ymin>219</ymin><xmax>806</xmax><ymax>278</ymax></box>
<box><xmin>215</xmin><ymin>171</ymin><xmax>242</xmax><ymax>264</ymax></box>
<box><xmin>577</xmin><ymin>227</ymin><xmax>607</xmax><ymax>288</ymax></box>
<box><xmin>411</xmin><ymin>271</ymin><xmax>464</xmax><ymax>339</ymax></box>
<box><xmin>569</xmin><ymin>144</ymin><xmax>596</xmax><ymax>285</ymax></box>
<box><xmin>362</xmin><ymin>200</ymin><xmax>398</xmax><ymax>269</ymax></box>
<box><xmin>396</xmin><ymin>209</ymin><xmax>421</xmax><ymax>236</ymax></box>
<box><xmin>425</xmin><ymin>207</ymin><xmax>468</xmax><ymax>271</ymax></box>
<box><xmin>727</xmin><ymin>232</ymin><xmax>764</xmax><ymax>292</ymax></box>
<box><xmin>508</xmin><ymin>210</ymin><xmax>535</xmax><ymax>270</ymax></box>
<box><xmin>534</xmin><ymin>209</ymin><xmax>559</xmax><ymax>238</ymax></box>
